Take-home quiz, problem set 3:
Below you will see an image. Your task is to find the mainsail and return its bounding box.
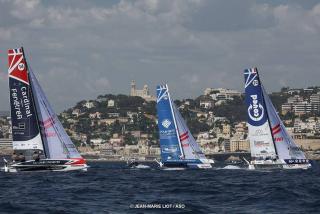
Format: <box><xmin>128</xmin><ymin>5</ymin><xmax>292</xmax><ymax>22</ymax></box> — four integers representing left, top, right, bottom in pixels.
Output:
<box><xmin>8</xmin><ymin>48</ymin><xmax>44</xmax><ymax>157</ymax></box>
<box><xmin>156</xmin><ymin>84</ymin><xmax>206</xmax><ymax>162</ymax></box>
<box><xmin>244</xmin><ymin>68</ymin><xmax>277</xmax><ymax>160</ymax></box>
<box><xmin>156</xmin><ymin>85</ymin><xmax>184</xmax><ymax>161</ymax></box>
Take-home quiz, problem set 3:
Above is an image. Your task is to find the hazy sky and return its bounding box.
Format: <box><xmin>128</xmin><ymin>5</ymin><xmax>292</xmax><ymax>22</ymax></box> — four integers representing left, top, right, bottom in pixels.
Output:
<box><xmin>0</xmin><ymin>0</ymin><xmax>320</xmax><ymax>112</ymax></box>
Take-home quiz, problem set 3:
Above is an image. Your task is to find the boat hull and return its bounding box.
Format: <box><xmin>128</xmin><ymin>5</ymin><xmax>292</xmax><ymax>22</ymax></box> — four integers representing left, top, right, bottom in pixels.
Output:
<box><xmin>248</xmin><ymin>160</ymin><xmax>311</xmax><ymax>170</ymax></box>
<box><xmin>160</xmin><ymin>159</ymin><xmax>213</xmax><ymax>169</ymax></box>
<box><xmin>5</xmin><ymin>158</ymin><xmax>88</xmax><ymax>172</ymax></box>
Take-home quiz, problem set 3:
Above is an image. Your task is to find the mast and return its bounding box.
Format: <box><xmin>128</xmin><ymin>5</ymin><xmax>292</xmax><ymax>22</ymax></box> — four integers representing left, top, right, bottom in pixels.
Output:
<box><xmin>166</xmin><ymin>84</ymin><xmax>185</xmax><ymax>158</ymax></box>
<box><xmin>21</xmin><ymin>47</ymin><xmax>48</xmax><ymax>158</ymax></box>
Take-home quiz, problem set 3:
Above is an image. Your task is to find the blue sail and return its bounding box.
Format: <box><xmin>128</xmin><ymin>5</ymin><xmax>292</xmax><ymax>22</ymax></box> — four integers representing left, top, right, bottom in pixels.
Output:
<box><xmin>8</xmin><ymin>48</ymin><xmax>44</xmax><ymax>158</ymax></box>
<box><xmin>156</xmin><ymin>85</ymin><xmax>183</xmax><ymax>162</ymax></box>
<box><xmin>244</xmin><ymin>68</ymin><xmax>277</xmax><ymax>160</ymax></box>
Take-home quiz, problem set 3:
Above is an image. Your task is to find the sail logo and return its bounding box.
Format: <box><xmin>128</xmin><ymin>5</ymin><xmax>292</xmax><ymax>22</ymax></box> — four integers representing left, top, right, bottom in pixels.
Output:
<box><xmin>162</xmin><ymin>146</ymin><xmax>177</xmax><ymax>153</ymax></box>
<box><xmin>156</xmin><ymin>85</ymin><xmax>169</xmax><ymax>103</ymax></box>
<box><xmin>274</xmin><ymin>137</ymin><xmax>283</xmax><ymax>142</ymax></box>
<box><xmin>248</xmin><ymin>95</ymin><xmax>264</xmax><ymax>121</ymax></box>
<box><xmin>18</xmin><ymin>63</ymin><xmax>25</xmax><ymax>71</ymax></box>
<box><xmin>162</xmin><ymin>119</ymin><xmax>171</xmax><ymax>129</ymax></box>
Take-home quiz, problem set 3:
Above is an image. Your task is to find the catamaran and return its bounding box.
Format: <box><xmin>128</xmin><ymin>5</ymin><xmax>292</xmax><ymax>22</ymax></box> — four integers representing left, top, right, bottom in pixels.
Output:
<box><xmin>155</xmin><ymin>84</ymin><xmax>214</xmax><ymax>169</ymax></box>
<box><xmin>4</xmin><ymin>47</ymin><xmax>88</xmax><ymax>172</ymax></box>
<box><xmin>244</xmin><ymin>67</ymin><xmax>311</xmax><ymax>170</ymax></box>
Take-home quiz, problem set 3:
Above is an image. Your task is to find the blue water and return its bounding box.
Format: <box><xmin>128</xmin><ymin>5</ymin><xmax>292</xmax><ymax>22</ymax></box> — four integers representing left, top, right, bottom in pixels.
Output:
<box><xmin>0</xmin><ymin>161</ymin><xmax>319</xmax><ymax>214</ymax></box>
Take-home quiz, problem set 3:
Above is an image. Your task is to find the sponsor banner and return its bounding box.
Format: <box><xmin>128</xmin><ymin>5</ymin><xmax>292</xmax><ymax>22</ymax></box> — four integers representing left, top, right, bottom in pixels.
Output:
<box><xmin>248</xmin><ymin>123</ymin><xmax>276</xmax><ymax>158</ymax></box>
<box><xmin>244</xmin><ymin>68</ymin><xmax>268</xmax><ymax>126</ymax></box>
<box><xmin>284</xmin><ymin>159</ymin><xmax>309</xmax><ymax>164</ymax></box>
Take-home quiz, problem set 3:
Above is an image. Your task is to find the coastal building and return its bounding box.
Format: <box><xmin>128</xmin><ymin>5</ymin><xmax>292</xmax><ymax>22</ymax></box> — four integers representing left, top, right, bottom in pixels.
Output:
<box><xmin>222</xmin><ymin>124</ymin><xmax>231</xmax><ymax>136</ymax></box>
<box><xmin>303</xmin><ymin>88</ymin><xmax>315</xmax><ymax>93</ymax></box>
<box><xmin>230</xmin><ymin>139</ymin><xmax>250</xmax><ymax>152</ymax></box>
<box><xmin>96</xmin><ymin>96</ymin><xmax>107</xmax><ymax>102</ymax></box>
<box><xmin>130</xmin><ymin>80</ymin><xmax>156</xmax><ymax>102</ymax></box>
<box><xmin>199</xmin><ymin>99</ymin><xmax>215</xmax><ymax>109</ymax></box>
<box><xmin>204</xmin><ymin>88</ymin><xmax>242</xmax><ymax>97</ymax></box>
<box><xmin>97</xmin><ymin>117</ymin><xmax>129</xmax><ymax>125</ymax></box>
<box><xmin>287</xmin><ymin>89</ymin><xmax>301</xmax><ymax>95</ymax></box>
<box><xmin>0</xmin><ymin>138</ymin><xmax>12</xmax><ymax>149</ymax></box>
<box><xmin>282</xmin><ymin>95</ymin><xmax>318</xmax><ymax>115</ymax></box>
<box><xmin>293</xmin><ymin>102</ymin><xmax>315</xmax><ymax>115</ymax></box>
<box><xmin>223</xmin><ymin>140</ymin><xmax>231</xmax><ymax>152</ymax></box>
<box><xmin>107</xmin><ymin>113</ymin><xmax>120</xmax><ymax>118</ymax></box>
<box><xmin>72</xmin><ymin>109</ymin><xmax>82</xmax><ymax>117</ymax></box>
<box><xmin>294</xmin><ymin>118</ymin><xmax>320</xmax><ymax>133</ymax></box>
<box><xmin>149</xmin><ymin>146</ymin><xmax>161</xmax><ymax>156</ymax></box>
<box><xmin>107</xmin><ymin>99</ymin><xmax>115</xmax><ymax>107</ymax></box>
<box><xmin>204</xmin><ymin>88</ymin><xmax>241</xmax><ymax>105</ymax></box>
<box><xmin>89</xmin><ymin>112</ymin><xmax>102</xmax><ymax>119</ymax></box>
<box><xmin>84</xmin><ymin>101</ymin><xmax>95</xmax><ymax>109</ymax></box>
<box><xmin>124</xmin><ymin>145</ymin><xmax>139</xmax><ymax>157</ymax></box>
<box><xmin>310</xmin><ymin>93</ymin><xmax>320</xmax><ymax>110</ymax></box>
<box><xmin>109</xmin><ymin>134</ymin><xmax>124</xmax><ymax>146</ymax></box>
<box><xmin>90</xmin><ymin>138</ymin><xmax>105</xmax><ymax>147</ymax></box>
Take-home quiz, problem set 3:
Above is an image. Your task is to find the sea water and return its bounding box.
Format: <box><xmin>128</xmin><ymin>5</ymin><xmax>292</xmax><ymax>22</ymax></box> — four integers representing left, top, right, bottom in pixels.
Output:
<box><xmin>0</xmin><ymin>161</ymin><xmax>319</xmax><ymax>213</ymax></box>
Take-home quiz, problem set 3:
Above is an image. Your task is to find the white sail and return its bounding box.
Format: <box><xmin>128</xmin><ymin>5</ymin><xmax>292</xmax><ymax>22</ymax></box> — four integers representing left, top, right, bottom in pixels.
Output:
<box><xmin>172</xmin><ymin>103</ymin><xmax>206</xmax><ymax>160</ymax></box>
<box><xmin>11</xmin><ymin>134</ymin><xmax>44</xmax><ymax>151</ymax></box>
<box><xmin>262</xmin><ymin>86</ymin><xmax>306</xmax><ymax>160</ymax></box>
<box><xmin>29</xmin><ymin>68</ymin><xmax>81</xmax><ymax>159</ymax></box>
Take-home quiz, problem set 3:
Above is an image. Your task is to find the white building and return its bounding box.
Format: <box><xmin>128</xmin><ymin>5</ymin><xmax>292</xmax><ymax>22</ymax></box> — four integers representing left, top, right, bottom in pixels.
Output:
<box><xmin>89</xmin><ymin>112</ymin><xmax>102</xmax><ymax>119</ymax></box>
<box><xmin>282</xmin><ymin>94</ymin><xmax>319</xmax><ymax>115</ymax></box>
<box><xmin>90</xmin><ymin>138</ymin><xmax>105</xmax><ymax>146</ymax></box>
<box><xmin>200</xmin><ymin>99</ymin><xmax>215</xmax><ymax>109</ymax></box>
<box><xmin>84</xmin><ymin>101</ymin><xmax>95</xmax><ymax>109</ymax></box>
<box><xmin>107</xmin><ymin>99</ymin><xmax>115</xmax><ymax>107</ymax></box>
<box><xmin>72</xmin><ymin>109</ymin><xmax>82</xmax><ymax>117</ymax></box>
<box><xmin>130</xmin><ymin>80</ymin><xmax>156</xmax><ymax>102</ymax></box>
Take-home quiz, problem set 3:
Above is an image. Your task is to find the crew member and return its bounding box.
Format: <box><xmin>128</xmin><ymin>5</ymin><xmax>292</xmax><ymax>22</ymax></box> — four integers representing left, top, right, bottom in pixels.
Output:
<box><xmin>18</xmin><ymin>153</ymin><xmax>25</xmax><ymax>162</ymax></box>
<box><xmin>32</xmin><ymin>151</ymin><xmax>40</xmax><ymax>162</ymax></box>
<box><xmin>11</xmin><ymin>152</ymin><xmax>19</xmax><ymax>162</ymax></box>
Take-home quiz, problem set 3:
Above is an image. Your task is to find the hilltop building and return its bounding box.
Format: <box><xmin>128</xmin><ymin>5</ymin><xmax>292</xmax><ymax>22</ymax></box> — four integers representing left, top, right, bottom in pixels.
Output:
<box><xmin>130</xmin><ymin>80</ymin><xmax>156</xmax><ymax>102</ymax></box>
<box><xmin>204</xmin><ymin>88</ymin><xmax>242</xmax><ymax>105</ymax></box>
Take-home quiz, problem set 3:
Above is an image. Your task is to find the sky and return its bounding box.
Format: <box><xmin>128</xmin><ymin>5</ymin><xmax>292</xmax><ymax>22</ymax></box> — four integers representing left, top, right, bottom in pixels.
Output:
<box><xmin>0</xmin><ymin>0</ymin><xmax>320</xmax><ymax>112</ymax></box>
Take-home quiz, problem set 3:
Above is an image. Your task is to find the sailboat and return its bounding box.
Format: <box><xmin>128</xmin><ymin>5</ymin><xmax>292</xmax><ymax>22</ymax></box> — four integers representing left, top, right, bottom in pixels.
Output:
<box><xmin>4</xmin><ymin>47</ymin><xmax>88</xmax><ymax>172</ymax></box>
<box><xmin>244</xmin><ymin>67</ymin><xmax>311</xmax><ymax>169</ymax></box>
<box><xmin>155</xmin><ymin>84</ymin><xmax>214</xmax><ymax>169</ymax></box>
